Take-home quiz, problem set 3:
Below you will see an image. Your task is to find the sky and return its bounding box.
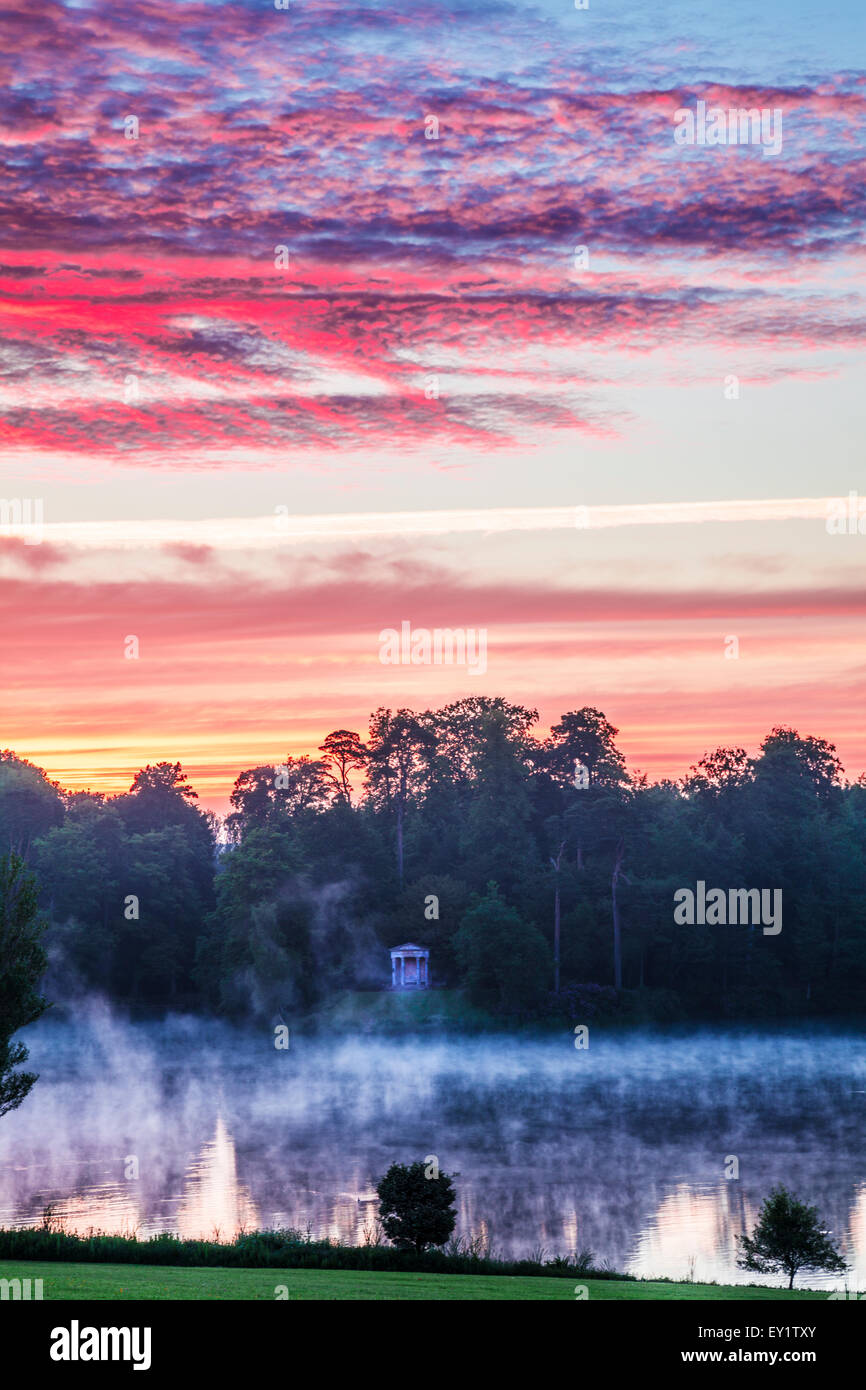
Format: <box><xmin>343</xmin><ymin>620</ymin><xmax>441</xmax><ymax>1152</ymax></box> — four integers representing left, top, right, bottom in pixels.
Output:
<box><xmin>0</xmin><ymin>0</ymin><xmax>863</xmax><ymax>810</ymax></box>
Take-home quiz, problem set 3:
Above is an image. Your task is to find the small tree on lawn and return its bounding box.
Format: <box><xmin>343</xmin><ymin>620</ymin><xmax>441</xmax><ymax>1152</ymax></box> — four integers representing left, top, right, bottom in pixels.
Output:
<box><xmin>376</xmin><ymin>1160</ymin><xmax>457</xmax><ymax>1254</ymax></box>
<box><xmin>737</xmin><ymin>1185</ymin><xmax>847</xmax><ymax>1289</ymax></box>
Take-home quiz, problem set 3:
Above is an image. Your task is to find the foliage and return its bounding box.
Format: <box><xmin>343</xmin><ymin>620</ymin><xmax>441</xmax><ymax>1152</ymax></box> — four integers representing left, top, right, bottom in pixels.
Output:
<box><xmin>376</xmin><ymin>1161</ymin><xmax>457</xmax><ymax>1253</ymax></box>
<box><xmin>1</xmin><ymin>702</ymin><xmax>864</xmax><ymax>1021</ymax></box>
<box><xmin>736</xmin><ymin>1186</ymin><xmax>847</xmax><ymax>1288</ymax></box>
<box><xmin>0</xmin><ymin>753</ymin><xmax>63</xmax><ymax>855</ymax></box>
<box><xmin>0</xmin><ymin>853</ymin><xmax>50</xmax><ymax>1118</ymax></box>
<box><xmin>454</xmin><ymin>883</ymin><xmax>551</xmax><ymax>1014</ymax></box>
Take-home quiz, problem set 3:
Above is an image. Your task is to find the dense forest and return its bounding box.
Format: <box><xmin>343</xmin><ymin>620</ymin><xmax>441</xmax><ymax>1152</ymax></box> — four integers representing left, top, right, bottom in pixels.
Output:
<box><xmin>2</xmin><ymin>699</ymin><xmax>865</xmax><ymax>1023</ymax></box>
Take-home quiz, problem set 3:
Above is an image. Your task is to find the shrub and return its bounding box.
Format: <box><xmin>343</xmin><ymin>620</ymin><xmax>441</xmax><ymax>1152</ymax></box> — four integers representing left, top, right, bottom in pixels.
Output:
<box><xmin>376</xmin><ymin>1161</ymin><xmax>457</xmax><ymax>1253</ymax></box>
<box><xmin>0</xmin><ymin>1220</ymin><xmax>629</xmax><ymax>1280</ymax></box>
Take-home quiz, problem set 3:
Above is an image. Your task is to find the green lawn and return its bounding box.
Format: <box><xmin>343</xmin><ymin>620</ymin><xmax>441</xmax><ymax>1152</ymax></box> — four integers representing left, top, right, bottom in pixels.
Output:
<box><xmin>300</xmin><ymin>987</ymin><xmax>496</xmax><ymax>1032</ymax></box>
<box><xmin>0</xmin><ymin>1262</ymin><xmax>827</xmax><ymax>1300</ymax></box>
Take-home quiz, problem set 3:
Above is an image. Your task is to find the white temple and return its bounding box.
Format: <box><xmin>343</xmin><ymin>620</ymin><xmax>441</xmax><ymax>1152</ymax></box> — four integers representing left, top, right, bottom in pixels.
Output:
<box><xmin>389</xmin><ymin>942</ymin><xmax>429</xmax><ymax>989</ymax></box>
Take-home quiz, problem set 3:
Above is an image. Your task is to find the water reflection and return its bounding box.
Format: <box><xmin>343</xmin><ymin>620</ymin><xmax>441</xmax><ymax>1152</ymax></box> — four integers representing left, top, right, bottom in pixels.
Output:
<box><xmin>631</xmin><ymin>1181</ymin><xmax>754</xmax><ymax>1285</ymax></box>
<box><xmin>39</xmin><ymin>1185</ymin><xmax>141</xmax><ymax>1239</ymax></box>
<box><xmin>1</xmin><ymin>1011</ymin><xmax>864</xmax><ymax>1289</ymax></box>
<box><xmin>177</xmin><ymin>1116</ymin><xmax>258</xmax><ymax>1240</ymax></box>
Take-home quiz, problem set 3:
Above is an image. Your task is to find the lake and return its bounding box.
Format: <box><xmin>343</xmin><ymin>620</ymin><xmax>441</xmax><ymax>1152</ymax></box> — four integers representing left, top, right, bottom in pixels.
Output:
<box><xmin>1</xmin><ymin>1003</ymin><xmax>864</xmax><ymax>1288</ymax></box>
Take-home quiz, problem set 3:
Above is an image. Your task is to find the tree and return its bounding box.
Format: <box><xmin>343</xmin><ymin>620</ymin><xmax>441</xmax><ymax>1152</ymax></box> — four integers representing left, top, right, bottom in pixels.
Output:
<box><xmin>454</xmin><ymin>882</ymin><xmax>551</xmax><ymax>1014</ymax></box>
<box><xmin>365</xmin><ymin>709</ymin><xmax>434</xmax><ymax>886</ymax></box>
<box><xmin>428</xmin><ymin>697</ymin><xmax>539</xmax><ymax>787</ymax></box>
<box><xmin>376</xmin><ymin>1160</ymin><xmax>457</xmax><ymax>1253</ymax></box>
<box><xmin>32</xmin><ymin>800</ymin><xmax>124</xmax><ymax>992</ymax></box>
<box><xmin>610</xmin><ymin>833</ymin><xmax>628</xmax><ymax>991</ymax></box>
<box><xmin>120</xmin><ymin>762</ymin><xmax>208</xmax><ymax>842</ymax></box>
<box><xmin>572</xmin><ymin>782</ymin><xmax>636</xmax><ymax>991</ymax></box>
<box><xmin>117</xmin><ymin>828</ymin><xmax>209</xmax><ymax>998</ymax></box>
<box><xmin>684</xmin><ymin>747</ymin><xmax>754</xmax><ymax>798</ymax></box>
<box><xmin>274</xmin><ymin>756</ymin><xmax>332</xmax><ymax>816</ymax></box>
<box><xmin>117</xmin><ymin>764</ymin><xmax>216</xmax><ymax>922</ymax></box>
<box><xmin>424</xmin><ymin>699</ymin><xmax>539</xmax><ymax>896</ymax></box>
<box><xmin>225</xmin><ymin>766</ymin><xmax>279</xmax><ymax>840</ymax></box>
<box><xmin>129</xmin><ymin>761</ymin><xmax>199</xmax><ymax>802</ymax></box>
<box><xmin>545</xmin><ymin>708</ymin><xmax>628</xmax><ymax>790</ymax></box>
<box><xmin>318</xmin><ymin>730</ymin><xmax>367</xmax><ymax>805</ymax></box>
<box><xmin>0</xmin><ymin>752</ymin><xmax>63</xmax><ymax>856</ymax></box>
<box><xmin>0</xmin><ymin>853</ymin><xmax>50</xmax><ymax>1119</ymax></box>
<box><xmin>548</xmin><ymin>828</ymin><xmax>566</xmax><ymax>994</ymax></box>
<box><xmin>737</xmin><ymin>1186</ymin><xmax>847</xmax><ymax>1288</ymax></box>
<box><xmin>755</xmin><ymin>728</ymin><xmax>843</xmax><ymax>801</ymax></box>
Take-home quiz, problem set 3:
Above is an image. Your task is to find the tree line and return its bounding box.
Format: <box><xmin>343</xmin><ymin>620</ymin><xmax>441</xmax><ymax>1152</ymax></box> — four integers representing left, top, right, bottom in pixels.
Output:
<box><xmin>2</xmin><ymin>698</ymin><xmax>865</xmax><ymax>1021</ymax></box>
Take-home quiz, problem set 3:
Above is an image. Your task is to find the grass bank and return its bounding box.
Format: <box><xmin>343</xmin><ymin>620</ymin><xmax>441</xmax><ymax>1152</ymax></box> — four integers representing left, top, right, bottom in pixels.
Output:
<box><xmin>0</xmin><ymin>1262</ymin><xmax>827</xmax><ymax>1301</ymax></box>
<box><xmin>294</xmin><ymin>986</ymin><xmax>695</xmax><ymax>1035</ymax></box>
<box><xmin>298</xmin><ymin>987</ymin><xmax>498</xmax><ymax>1033</ymax></box>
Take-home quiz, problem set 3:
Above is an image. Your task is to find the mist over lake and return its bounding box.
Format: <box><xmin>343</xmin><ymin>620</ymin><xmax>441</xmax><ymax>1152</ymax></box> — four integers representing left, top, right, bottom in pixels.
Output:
<box><xmin>2</xmin><ymin>1005</ymin><xmax>864</xmax><ymax>1289</ymax></box>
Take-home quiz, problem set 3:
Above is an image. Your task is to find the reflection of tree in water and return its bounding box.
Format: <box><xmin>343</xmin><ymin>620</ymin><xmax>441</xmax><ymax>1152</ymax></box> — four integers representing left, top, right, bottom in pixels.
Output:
<box><xmin>23</xmin><ymin>1188</ymin><xmax>141</xmax><ymax>1240</ymax></box>
<box><xmin>177</xmin><ymin>1115</ymin><xmax>258</xmax><ymax>1240</ymax></box>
